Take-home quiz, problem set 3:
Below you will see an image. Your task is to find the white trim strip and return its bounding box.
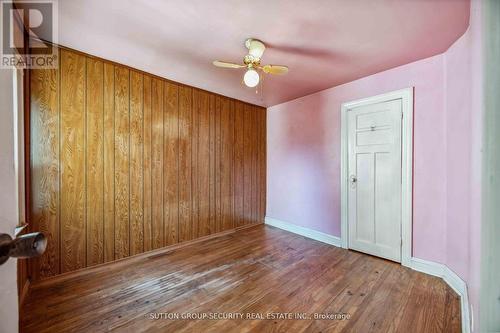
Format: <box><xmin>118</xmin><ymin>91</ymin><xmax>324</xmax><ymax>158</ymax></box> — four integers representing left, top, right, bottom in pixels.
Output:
<box><xmin>265</xmin><ymin>217</ymin><xmax>341</xmax><ymax>247</ymax></box>
<box><xmin>409</xmin><ymin>258</ymin><xmax>470</xmax><ymax>333</ymax></box>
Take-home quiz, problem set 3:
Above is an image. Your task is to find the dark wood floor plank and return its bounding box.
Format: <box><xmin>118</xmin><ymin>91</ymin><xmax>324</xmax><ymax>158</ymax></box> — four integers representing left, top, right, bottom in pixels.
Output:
<box><xmin>21</xmin><ymin>225</ymin><xmax>461</xmax><ymax>333</ymax></box>
<box><xmin>443</xmin><ymin>287</ymin><xmax>462</xmax><ymax>332</ymax></box>
<box><xmin>243</xmin><ymin>252</ymin><xmax>372</xmax><ymax>333</ymax></box>
<box><xmin>396</xmin><ymin>272</ymin><xmax>457</xmax><ymax>333</ymax></box>
<box><xmin>158</xmin><ymin>234</ymin><xmax>340</xmax><ymax>333</ymax></box>
<box><xmin>335</xmin><ymin>264</ymin><xmax>410</xmax><ymax>333</ymax></box>
<box><xmin>181</xmin><ymin>244</ymin><xmax>351</xmax><ymax>333</ymax></box>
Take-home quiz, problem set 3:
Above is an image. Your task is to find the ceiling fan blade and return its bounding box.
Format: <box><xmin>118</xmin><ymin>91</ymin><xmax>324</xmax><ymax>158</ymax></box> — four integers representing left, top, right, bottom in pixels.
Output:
<box><xmin>213</xmin><ymin>60</ymin><xmax>245</xmax><ymax>69</ymax></box>
<box><xmin>261</xmin><ymin>64</ymin><xmax>289</xmax><ymax>75</ymax></box>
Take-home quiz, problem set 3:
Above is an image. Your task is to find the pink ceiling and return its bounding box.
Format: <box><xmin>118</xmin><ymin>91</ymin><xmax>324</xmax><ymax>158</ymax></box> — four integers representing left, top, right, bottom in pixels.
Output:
<box><xmin>52</xmin><ymin>0</ymin><xmax>470</xmax><ymax>107</ymax></box>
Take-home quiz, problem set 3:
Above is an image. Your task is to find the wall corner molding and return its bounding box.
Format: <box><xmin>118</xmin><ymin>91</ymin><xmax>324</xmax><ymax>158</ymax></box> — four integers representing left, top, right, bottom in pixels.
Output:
<box><xmin>409</xmin><ymin>257</ymin><xmax>471</xmax><ymax>333</ymax></box>
<box><xmin>264</xmin><ymin>217</ymin><xmax>341</xmax><ymax>247</ymax></box>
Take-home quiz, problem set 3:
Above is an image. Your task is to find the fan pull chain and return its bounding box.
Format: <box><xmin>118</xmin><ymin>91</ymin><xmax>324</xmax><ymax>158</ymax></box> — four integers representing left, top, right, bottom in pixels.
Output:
<box><xmin>256</xmin><ymin>71</ymin><xmax>263</xmax><ymax>95</ymax></box>
<box><xmin>261</xmin><ymin>74</ymin><xmax>265</xmax><ymax>103</ymax></box>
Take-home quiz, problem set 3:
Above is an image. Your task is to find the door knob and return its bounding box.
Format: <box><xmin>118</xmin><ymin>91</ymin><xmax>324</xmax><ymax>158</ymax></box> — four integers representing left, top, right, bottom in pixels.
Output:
<box><xmin>0</xmin><ymin>232</ymin><xmax>47</xmax><ymax>265</ymax></box>
<box><xmin>350</xmin><ymin>174</ymin><xmax>357</xmax><ymax>188</ymax></box>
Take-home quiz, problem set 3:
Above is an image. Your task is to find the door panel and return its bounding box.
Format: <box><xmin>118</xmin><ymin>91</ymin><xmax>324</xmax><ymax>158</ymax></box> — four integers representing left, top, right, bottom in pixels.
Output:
<box><xmin>355</xmin><ymin>153</ymin><xmax>374</xmax><ymax>243</ymax></box>
<box><xmin>356</xmin><ymin>129</ymin><xmax>393</xmax><ymax>146</ymax></box>
<box><xmin>348</xmin><ymin>99</ymin><xmax>402</xmax><ymax>262</ymax></box>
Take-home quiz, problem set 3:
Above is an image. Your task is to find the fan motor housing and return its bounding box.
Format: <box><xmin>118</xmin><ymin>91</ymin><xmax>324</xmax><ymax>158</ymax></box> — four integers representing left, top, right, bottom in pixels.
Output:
<box><xmin>243</xmin><ymin>54</ymin><xmax>260</xmax><ymax>67</ymax></box>
<box><xmin>244</xmin><ymin>38</ymin><xmax>265</xmax><ymax>66</ymax></box>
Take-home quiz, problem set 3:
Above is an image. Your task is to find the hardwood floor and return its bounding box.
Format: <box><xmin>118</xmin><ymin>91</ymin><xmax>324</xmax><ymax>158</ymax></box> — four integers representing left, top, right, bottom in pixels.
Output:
<box><xmin>21</xmin><ymin>225</ymin><xmax>461</xmax><ymax>333</ymax></box>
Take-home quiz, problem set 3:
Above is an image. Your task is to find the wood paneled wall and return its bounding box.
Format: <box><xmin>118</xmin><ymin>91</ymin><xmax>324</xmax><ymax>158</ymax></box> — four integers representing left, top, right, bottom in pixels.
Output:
<box><xmin>29</xmin><ymin>47</ymin><xmax>266</xmax><ymax>281</ymax></box>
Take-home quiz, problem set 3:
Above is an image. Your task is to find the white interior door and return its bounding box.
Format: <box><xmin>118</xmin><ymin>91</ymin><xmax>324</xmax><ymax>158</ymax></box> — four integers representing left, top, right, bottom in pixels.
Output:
<box><xmin>347</xmin><ymin>99</ymin><xmax>402</xmax><ymax>262</ymax></box>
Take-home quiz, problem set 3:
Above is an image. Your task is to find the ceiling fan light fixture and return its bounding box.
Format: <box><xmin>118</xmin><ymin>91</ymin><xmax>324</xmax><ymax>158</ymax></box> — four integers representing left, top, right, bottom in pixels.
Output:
<box><xmin>212</xmin><ymin>38</ymin><xmax>288</xmax><ymax>89</ymax></box>
<box><xmin>243</xmin><ymin>68</ymin><xmax>259</xmax><ymax>87</ymax></box>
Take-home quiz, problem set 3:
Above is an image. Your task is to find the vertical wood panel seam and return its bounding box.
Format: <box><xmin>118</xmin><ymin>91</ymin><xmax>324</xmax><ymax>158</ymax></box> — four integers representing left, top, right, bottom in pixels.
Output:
<box><xmin>84</xmin><ymin>57</ymin><xmax>88</xmax><ymax>267</ymax></box>
<box><xmin>194</xmin><ymin>90</ymin><xmax>197</xmax><ymax>238</ymax></box>
<box><xmin>241</xmin><ymin>103</ymin><xmax>244</xmax><ymax>226</ymax></box>
<box><xmin>214</xmin><ymin>97</ymin><xmax>216</xmax><ymax>233</ymax></box>
<box><xmin>209</xmin><ymin>94</ymin><xmax>212</xmax><ymax>234</ymax></box>
<box><xmin>176</xmin><ymin>86</ymin><xmax>181</xmax><ymax>243</ymax></box>
<box><xmin>163</xmin><ymin>82</ymin><xmax>165</xmax><ymax>245</ymax></box>
<box><xmin>28</xmin><ymin>70</ymin><xmax>32</xmax><ymax>278</ymax></box>
<box><xmin>230</xmin><ymin>100</ymin><xmax>232</xmax><ymax>229</ymax></box>
<box><xmin>113</xmin><ymin>66</ymin><xmax>116</xmax><ymax>261</ymax></box>
<box><xmin>214</xmin><ymin>95</ymin><xmax>216</xmax><ymax>234</ymax></box>
<box><xmin>128</xmin><ymin>70</ymin><xmax>131</xmax><ymax>256</ymax></box>
<box><xmin>142</xmin><ymin>74</ymin><xmax>145</xmax><ymax>251</ymax></box>
<box><xmin>210</xmin><ymin>94</ymin><xmax>212</xmax><ymax>234</ymax></box>
<box><xmin>162</xmin><ymin>82</ymin><xmax>165</xmax><ymax>246</ymax></box>
<box><xmin>150</xmin><ymin>79</ymin><xmax>153</xmax><ymax>248</ymax></box>
<box><xmin>161</xmin><ymin>81</ymin><xmax>163</xmax><ymax>246</ymax></box>
<box><xmin>214</xmin><ymin>96</ymin><xmax>216</xmax><ymax>233</ymax></box>
<box><xmin>196</xmin><ymin>90</ymin><xmax>199</xmax><ymax>238</ymax></box>
<box><xmin>190</xmin><ymin>89</ymin><xmax>193</xmax><ymax>240</ymax></box>
<box><xmin>197</xmin><ymin>92</ymin><xmax>200</xmax><ymax>237</ymax></box>
<box><xmin>214</xmin><ymin>97</ymin><xmax>216</xmax><ymax>232</ymax></box>
<box><xmin>191</xmin><ymin>89</ymin><xmax>194</xmax><ymax>240</ymax></box>
<box><xmin>141</xmin><ymin>73</ymin><xmax>146</xmax><ymax>252</ymax></box>
<box><xmin>58</xmin><ymin>50</ymin><xmax>61</xmax><ymax>275</ymax></box>
<box><xmin>101</xmin><ymin>61</ymin><xmax>105</xmax><ymax>263</ymax></box>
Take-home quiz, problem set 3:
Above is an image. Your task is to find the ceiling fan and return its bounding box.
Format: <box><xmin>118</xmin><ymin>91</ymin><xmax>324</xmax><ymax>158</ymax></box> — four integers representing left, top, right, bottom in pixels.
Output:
<box><xmin>213</xmin><ymin>38</ymin><xmax>289</xmax><ymax>88</ymax></box>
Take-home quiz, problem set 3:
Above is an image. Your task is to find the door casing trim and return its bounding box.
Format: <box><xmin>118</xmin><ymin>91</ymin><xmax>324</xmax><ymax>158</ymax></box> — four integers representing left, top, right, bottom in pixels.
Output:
<box><xmin>340</xmin><ymin>88</ymin><xmax>414</xmax><ymax>267</ymax></box>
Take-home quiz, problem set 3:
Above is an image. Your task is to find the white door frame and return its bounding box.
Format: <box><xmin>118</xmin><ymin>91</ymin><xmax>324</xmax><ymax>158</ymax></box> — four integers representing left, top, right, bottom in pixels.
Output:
<box><xmin>340</xmin><ymin>88</ymin><xmax>414</xmax><ymax>267</ymax></box>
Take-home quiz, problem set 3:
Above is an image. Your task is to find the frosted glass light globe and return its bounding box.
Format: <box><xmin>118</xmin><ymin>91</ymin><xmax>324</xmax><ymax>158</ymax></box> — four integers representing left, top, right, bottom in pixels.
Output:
<box><xmin>243</xmin><ymin>69</ymin><xmax>259</xmax><ymax>87</ymax></box>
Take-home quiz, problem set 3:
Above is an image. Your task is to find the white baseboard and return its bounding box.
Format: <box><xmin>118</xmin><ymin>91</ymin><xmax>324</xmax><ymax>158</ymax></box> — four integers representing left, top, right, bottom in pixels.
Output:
<box><xmin>264</xmin><ymin>217</ymin><xmax>342</xmax><ymax>247</ymax></box>
<box><xmin>409</xmin><ymin>258</ymin><xmax>471</xmax><ymax>333</ymax></box>
<box><xmin>264</xmin><ymin>216</ymin><xmax>471</xmax><ymax>333</ymax></box>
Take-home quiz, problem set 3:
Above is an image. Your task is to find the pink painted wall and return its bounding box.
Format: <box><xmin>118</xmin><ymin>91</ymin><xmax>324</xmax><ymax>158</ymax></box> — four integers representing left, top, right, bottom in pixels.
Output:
<box><xmin>267</xmin><ymin>54</ymin><xmax>447</xmax><ymax>263</ymax></box>
<box><xmin>444</xmin><ymin>0</ymin><xmax>483</xmax><ymax>329</ymax></box>
<box><xmin>267</xmin><ymin>0</ymin><xmax>483</xmax><ymax>329</ymax></box>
